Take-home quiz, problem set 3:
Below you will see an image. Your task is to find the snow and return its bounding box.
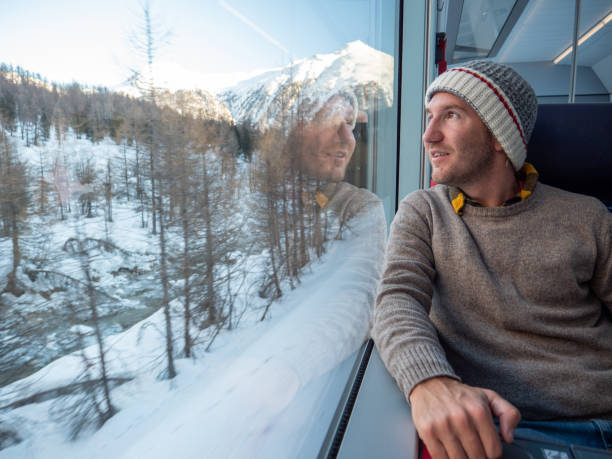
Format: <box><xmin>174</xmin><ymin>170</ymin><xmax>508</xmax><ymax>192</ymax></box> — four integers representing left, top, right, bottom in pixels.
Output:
<box><xmin>0</xmin><ymin>207</ymin><xmax>386</xmax><ymax>459</ymax></box>
<box><xmin>220</xmin><ymin>40</ymin><xmax>394</xmax><ymax>130</ymax></box>
<box><xmin>156</xmin><ymin>88</ymin><xmax>235</xmax><ymax>123</ymax></box>
<box><xmin>0</xmin><ymin>39</ymin><xmax>391</xmax><ymax>456</ymax></box>
<box><xmin>68</xmin><ymin>325</ymin><xmax>94</xmax><ymax>336</ymax></box>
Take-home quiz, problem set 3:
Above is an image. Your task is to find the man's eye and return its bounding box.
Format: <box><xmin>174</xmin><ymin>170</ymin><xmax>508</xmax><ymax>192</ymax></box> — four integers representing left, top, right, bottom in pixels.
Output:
<box><xmin>446</xmin><ymin>111</ymin><xmax>458</xmax><ymax>119</ymax></box>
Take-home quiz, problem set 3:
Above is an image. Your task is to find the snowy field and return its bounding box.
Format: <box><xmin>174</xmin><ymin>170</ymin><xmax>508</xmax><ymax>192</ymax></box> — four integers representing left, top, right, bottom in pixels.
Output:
<box><xmin>0</xmin><ymin>133</ymin><xmax>163</xmax><ymax>389</ymax></box>
<box><xmin>1</xmin><ymin>40</ymin><xmax>393</xmax><ymax>457</ymax></box>
<box><xmin>0</xmin><ymin>129</ymin><xmax>386</xmax><ymax>457</ymax></box>
<box><xmin>0</xmin><ymin>210</ymin><xmax>385</xmax><ymax>458</ymax></box>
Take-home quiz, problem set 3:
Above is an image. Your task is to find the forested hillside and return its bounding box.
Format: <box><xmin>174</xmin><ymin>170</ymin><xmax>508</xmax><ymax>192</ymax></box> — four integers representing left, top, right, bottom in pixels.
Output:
<box><xmin>0</xmin><ymin>61</ymin><xmax>351</xmax><ymax>450</ymax></box>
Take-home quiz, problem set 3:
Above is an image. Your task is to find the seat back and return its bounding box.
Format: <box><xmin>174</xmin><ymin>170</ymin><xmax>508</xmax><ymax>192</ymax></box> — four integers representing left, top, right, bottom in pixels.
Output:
<box><xmin>526</xmin><ymin>103</ymin><xmax>612</xmax><ymax>210</ymax></box>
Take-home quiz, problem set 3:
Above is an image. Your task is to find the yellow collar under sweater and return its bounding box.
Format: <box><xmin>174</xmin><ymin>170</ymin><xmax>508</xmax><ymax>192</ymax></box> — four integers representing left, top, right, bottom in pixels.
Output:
<box><xmin>449</xmin><ymin>163</ymin><xmax>538</xmax><ymax>215</ymax></box>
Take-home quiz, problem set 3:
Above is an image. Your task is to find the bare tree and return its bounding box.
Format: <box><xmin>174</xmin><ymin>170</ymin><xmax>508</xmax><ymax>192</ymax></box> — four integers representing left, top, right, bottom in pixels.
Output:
<box><xmin>57</xmin><ymin>237</ymin><xmax>118</xmax><ymax>437</ymax></box>
<box><xmin>247</xmin><ymin>120</ymin><xmax>339</xmax><ymax>320</ymax></box>
<box><xmin>103</xmin><ymin>158</ymin><xmax>113</xmax><ymax>223</ymax></box>
<box><xmin>36</xmin><ymin>148</ymin><xmax>50</xmax><ymax>214</ymax></box>
<box><xmin>75</xmin><ymin>157</ymin><xmax>97</xmax><ymax>218</ymax></box>
<box><xmin>0</xmin><ymin>132</ymin><xmax>28</xmax><ymax>296</ymax></box>
<box><xmin>51</xmin><ymin>156</ymin><xmax>72</xmax><ymax>220</ymax></box>
<box><xmin>128</xmin><ymin>0</ymin><xmax>171</xmax><ymax>236</ymax></box>
<box><xmin>0</xmin><ymin>66</ymin><xmax>18</xmax><ymax>135</ymax></box>
<box><xmin>160</xmin><ymin>107</ymin><xmax>198</xmax><ymax>358</ymax></box>
<box><xmin>128</xmin><ymin>2</ymin><xmax>176</xmax><ymax>378</ymax></box>
<box><xmin>249</xmin><ymin>129</ymin><xmax>286</xmax><ymax>312</ymax></box>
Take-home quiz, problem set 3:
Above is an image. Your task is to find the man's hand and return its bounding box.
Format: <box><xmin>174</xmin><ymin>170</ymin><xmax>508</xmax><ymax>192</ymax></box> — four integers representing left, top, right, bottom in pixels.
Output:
<box><xmin>409</xmin><ymin>377</ymin><xmax>521</xmax><ymax>459</ymax></box>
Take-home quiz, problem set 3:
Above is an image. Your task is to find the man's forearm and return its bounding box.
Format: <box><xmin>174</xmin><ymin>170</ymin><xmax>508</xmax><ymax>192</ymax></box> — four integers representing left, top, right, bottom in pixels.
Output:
<box><xmin>372</xmin><ymin>195</ymin><xmax>457</xmax><ymax>398</ymax></box>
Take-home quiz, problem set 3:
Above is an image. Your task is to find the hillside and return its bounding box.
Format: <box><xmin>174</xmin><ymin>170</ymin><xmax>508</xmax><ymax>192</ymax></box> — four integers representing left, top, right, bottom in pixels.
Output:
<box><xmin>220</xmin><ymin>40</ymin><xmax>394</xmax><ymax>130</ymax></box>
<box><xmin>0</xmin><ymin>39</ymin><xmax>389</xmax><ymax>456</ymax></box>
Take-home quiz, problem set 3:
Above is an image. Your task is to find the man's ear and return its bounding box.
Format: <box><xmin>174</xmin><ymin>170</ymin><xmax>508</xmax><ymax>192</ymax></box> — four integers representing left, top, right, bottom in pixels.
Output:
<box><xmin>357</xmin><ymin>110</ymin><xmax>368</xmax><ymax>123</ymax></box>
<box><xmin>493</xmin><ymin>138</ymin><xmax>503</xmax><ymax>153</ymax></box>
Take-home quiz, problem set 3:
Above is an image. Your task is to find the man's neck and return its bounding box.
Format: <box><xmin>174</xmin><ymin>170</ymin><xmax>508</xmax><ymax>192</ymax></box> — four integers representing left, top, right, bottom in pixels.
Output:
<box><xmin>460</xmin><ymin>168</ymin><xmax>520</xmax><ymax>207</ymax></box>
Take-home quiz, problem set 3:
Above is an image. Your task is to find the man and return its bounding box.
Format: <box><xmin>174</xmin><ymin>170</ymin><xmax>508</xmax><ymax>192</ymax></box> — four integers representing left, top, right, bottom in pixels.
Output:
<box><xmin>372</xmin><ymin>60</ymin><xmax>612</xmax><ymax>458</ymax></box>
<box><xmin>287</xmin><ymin>90</ymin><xmax>380</xmax><ymax>235</ymax></box>
<box><xmin>293</xmin><ymin>92</ymin><xmax>360</xmax><ymax>183</ymax></box>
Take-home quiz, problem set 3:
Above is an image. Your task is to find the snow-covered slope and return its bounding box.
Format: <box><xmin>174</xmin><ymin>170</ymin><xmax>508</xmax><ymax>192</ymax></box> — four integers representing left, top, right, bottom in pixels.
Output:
<box><xmin>0</xmin><ymin>205</ymin><xmax>386</xmax><ymax>459</ymax></box>
<box><xmin>220</xmin><ymin>40</ymin><xmax>394</xmax><ymax>130</ymax></box>
<box><xmin>156</xmin><ymin>88</ymin><xmax>234</xmax><ymax>123</ymax></box>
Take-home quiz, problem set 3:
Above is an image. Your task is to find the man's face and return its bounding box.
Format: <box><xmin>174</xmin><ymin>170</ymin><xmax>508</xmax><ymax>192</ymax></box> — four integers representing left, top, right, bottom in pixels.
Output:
<box><xmin>295</xmin><ymin>95</ymin><xmax>357</xmax><ymax>182</ymax></box>
<box><xmin>423</xmin><ymin>92</ymin><xmax>497</xmax><ymax>187</ymax></box>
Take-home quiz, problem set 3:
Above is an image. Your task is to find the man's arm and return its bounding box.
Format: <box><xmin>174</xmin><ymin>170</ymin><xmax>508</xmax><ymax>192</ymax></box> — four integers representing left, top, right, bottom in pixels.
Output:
<box><xmin>592</xmin><ymin>208</ymin><xmax>612</xmax><ymax>311</ymax></box>
<box><xmin>372</xmin><ymin>194</ymin><xmax>520</xmax><ymax>459</ymax></box>
<box><xmin>372</xmin><ymin>194</ymin><xmax>457</xmax><ymax>395</ymax></box>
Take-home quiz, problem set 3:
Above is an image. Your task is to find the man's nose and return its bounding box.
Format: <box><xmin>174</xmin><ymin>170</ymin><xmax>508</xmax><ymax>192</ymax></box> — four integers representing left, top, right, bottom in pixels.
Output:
<box><xmin>422</xmin><ymin>118</ymin><xmax>443</xmax><ymax>144</ymax></box>
<box><xmin>338</xmin><ymin>122</ymin><xmax>355</xmax><ymax>144</ymax></box>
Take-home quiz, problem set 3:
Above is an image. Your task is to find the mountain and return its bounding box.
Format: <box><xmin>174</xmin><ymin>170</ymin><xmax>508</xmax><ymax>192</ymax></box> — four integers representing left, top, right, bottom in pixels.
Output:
<box><xmin>1</xmin><ymin>40</ymin><xmax>394</xmax><ymax>135</ymax></box>
<box><xmin>219</xmin><ymin>40</ymin><xmax>394</xmax><ymax>131</ymax></box>
<box><xmin>156</xmin><ymin>88</ymin><xmax>234</xmax><ymax>124</ymax></box>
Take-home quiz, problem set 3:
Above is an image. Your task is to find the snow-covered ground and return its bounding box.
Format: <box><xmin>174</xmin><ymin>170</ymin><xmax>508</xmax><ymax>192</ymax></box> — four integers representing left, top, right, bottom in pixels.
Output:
<box><xmin>0</xmin><ymin>208</ymin><xmax>386</xmax><ymax>458</ymax></box>
<box><xmin>1</xmin><ymin>54</ymin><xmax>389</xmax><ymax>453</ymax></box>
<box><xmin>0</xmin><ymin>131</ymin><xmax>166</xmax><ymax>388</ymax></box>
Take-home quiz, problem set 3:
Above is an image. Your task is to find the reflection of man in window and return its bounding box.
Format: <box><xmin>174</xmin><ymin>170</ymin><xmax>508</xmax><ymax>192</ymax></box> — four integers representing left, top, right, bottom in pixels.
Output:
<box><xmin>287</xmin><ymin>90</ymin><xmax>380</xmax><ymax>235</ymax></box>
<box><xmin>201</xmin><ymin>89</ymin><xmax>387</xmax><ymax>456</ymax></box>
<box><xmin>293</xmin><ymin>93</ymin><xmax>358</xmax><ymax>182</ymax></box>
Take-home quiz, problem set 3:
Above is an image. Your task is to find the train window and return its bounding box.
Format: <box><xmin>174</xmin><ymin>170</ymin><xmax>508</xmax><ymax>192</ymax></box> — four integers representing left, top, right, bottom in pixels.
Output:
<box><xmin>441</xmin><ymin>0</ymin><xmax>612</xmax><ymax>104</ymax></box>
<box><xmin>0</xmin><ymin>1</ymin><xmax>401</xmax><ymax>457</ymax></box>
<box><xmin>332</xmin><ymin>1</ymin><xmax>612</xmax><ymax>457</ymax></box>
<box><xmin>451</xmin><ymin>0</ymin><xmax>518</xmax><ymax>62</ymax></box>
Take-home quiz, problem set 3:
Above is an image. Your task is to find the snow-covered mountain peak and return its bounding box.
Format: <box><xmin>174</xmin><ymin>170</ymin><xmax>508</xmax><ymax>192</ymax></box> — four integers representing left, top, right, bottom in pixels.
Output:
<box><xmin>340</xmin><ymin>39</ymin><xmax>379</xmax><ymax>55</ymax></box>
<box><xmin>156</xmin><ymin>88</ymin><xmax>234</xmax><ymax>123</ymax></box>
<box><xmin>220</xmin><ymin>40</ymin><xmax>394</xmax><ymax>131</ymax></box>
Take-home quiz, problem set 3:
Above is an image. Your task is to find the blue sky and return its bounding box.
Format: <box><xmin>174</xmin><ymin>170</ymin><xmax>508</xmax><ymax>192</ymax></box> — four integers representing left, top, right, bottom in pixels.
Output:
<box><xmin>0</xmin><ymin>0</ymin><xmax>393</xmax><ymax>91</ymax></box>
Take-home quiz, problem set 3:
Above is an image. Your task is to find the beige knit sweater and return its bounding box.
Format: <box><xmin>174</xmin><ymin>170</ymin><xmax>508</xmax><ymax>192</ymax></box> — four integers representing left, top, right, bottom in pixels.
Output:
<box><xmin>372</xmin><ymin>182</ymin><xmax>612</xmax><ymax>420</ymax></box>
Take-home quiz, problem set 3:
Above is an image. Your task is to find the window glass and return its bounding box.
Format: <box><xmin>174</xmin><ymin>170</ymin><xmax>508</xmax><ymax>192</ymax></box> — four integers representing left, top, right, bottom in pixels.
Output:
<box><xmin>453</xmin><ymin>0</ymin><xmax>517</xmax><ymax>62</ymax></box>
<box><xmin>564</xmin><ymin>1</ymin><xmax>612</xmax><ymax>103</ymax></box>
<box><xmin>488</xmin><ymin>0</ymin><xmax>612</xmax><ymax>103</ymax></box>
<box><xmin>0</xmin><ymin>1</ymin><xmax>398</xmax><ymax>457</ymax></box>
<box><xmin>438</xmin><ymin>1</ymin><xmax>612</xmax><ymax>103</ymax></box>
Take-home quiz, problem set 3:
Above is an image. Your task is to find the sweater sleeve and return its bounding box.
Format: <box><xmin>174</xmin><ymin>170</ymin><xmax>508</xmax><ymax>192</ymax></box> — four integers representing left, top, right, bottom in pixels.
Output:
<box><xmin>591</xmin><ymin>206</ymin><xmax>612</xmax><ymax>312</ymax></box>
<box><xmin>371</xmin><ymin>192</ymin><xmax>458</xmax><ymax>403</ymax></box>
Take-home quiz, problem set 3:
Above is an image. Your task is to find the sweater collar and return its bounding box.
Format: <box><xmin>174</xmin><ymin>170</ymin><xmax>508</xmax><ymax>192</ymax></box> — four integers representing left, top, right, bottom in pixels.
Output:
<box><xmin>301</xmin><ymin>181</ymin><xmax>339</xmax><ymax>210</ymax></box>
<box><xmin>449</xmin><ymin>163</ymin><xmax>539</xmax><ymax>215</ymax></box>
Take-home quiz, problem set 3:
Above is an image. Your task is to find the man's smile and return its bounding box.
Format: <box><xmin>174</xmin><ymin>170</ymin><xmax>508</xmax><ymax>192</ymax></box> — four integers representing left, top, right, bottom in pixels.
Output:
<box><xmin>321</xmin><ymin>151</ymin><xmax>347</xmax><ymax>159</ymax></box>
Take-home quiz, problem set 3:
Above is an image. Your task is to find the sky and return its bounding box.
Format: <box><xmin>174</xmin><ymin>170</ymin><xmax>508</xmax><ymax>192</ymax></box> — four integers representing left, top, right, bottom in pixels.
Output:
<box><xmin>0</xmin><ymin>0</ymin><xmax>393</xmax><ymax>92</ymax></box>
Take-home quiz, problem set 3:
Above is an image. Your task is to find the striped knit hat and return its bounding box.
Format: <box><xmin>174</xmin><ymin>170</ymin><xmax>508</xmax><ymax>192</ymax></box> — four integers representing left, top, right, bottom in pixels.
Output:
<box><xmin>426</xmin><ymin>60</ymin><xmax>537</xmax><ymax>171</ymax></box>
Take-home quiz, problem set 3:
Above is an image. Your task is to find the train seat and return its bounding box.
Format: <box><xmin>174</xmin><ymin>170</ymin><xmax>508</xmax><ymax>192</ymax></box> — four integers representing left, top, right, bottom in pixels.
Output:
<box><xmin>526</xmin><ymin>103</ymin><xmax>612</xmax><ymax>210</ymax></box>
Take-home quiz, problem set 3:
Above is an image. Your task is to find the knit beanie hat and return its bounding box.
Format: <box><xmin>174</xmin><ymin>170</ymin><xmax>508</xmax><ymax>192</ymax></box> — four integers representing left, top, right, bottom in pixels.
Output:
<box><xmin>426</xmin><ymin>60</ymin><xmax>537</xmax><ymax>171</ymax></box>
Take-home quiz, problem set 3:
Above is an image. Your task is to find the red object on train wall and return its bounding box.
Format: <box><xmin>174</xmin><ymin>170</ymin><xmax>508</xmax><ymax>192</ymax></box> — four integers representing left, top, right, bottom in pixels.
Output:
<box><xmin>436</xmin><ymin>32</ymin><xmax>447</xmax><ymax>74</ymax></box>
